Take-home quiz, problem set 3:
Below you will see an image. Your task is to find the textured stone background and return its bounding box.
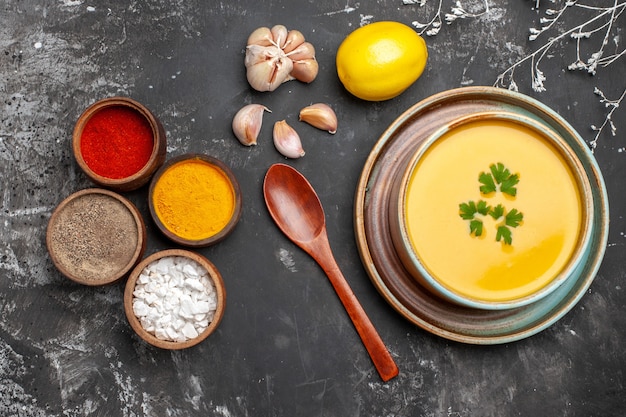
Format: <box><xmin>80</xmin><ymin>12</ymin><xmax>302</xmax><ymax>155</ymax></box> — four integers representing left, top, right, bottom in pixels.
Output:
<box><xmin>1</xmin><ymin>0</ymin><xmax>624</xmax><ymax>416</ymax></box>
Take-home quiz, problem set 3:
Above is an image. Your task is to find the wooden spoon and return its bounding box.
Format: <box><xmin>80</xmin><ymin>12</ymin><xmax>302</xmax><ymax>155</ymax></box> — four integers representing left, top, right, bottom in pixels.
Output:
<box><xmin>263</xmin><ymin>163</ymin><xmax>399</xmax><ymax>382</ymax></box>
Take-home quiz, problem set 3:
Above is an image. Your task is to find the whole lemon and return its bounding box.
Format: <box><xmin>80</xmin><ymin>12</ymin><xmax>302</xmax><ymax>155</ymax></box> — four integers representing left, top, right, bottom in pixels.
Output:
<box><xmin>336</xmin><ymin>21</ymin><xmax>428</xmax><ymax>101</ymax></box>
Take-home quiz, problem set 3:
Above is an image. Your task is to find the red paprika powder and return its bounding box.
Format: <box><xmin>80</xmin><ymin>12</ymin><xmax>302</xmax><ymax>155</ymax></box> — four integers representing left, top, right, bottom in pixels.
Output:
<box><xmin>80</xmin><ymin>106</ymin><xmax>154</xmax><ymax>179</ymax></box>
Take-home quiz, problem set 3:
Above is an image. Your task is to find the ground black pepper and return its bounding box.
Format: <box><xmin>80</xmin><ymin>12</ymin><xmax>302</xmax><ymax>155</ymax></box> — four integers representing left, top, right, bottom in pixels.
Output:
<box><xmin>48</xmin><ymin>193</ymin><xmax>139</xmax><ymax>282</ymax></box>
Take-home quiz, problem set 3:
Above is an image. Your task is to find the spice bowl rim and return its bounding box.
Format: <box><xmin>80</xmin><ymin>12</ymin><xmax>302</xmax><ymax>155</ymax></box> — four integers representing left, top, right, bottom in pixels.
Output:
<box><xmin>148</xmin><ymin>153</ymin><xmax>243</xmax><ymax>248</ymax></box>
<box><xmin>123</xmin><ymin>248</ymin><xmax>226</xmax><ymax>350</ymax></box>
<box><xmin>46</xmin><ymin>187</ymin><xmax>147</xmax><ymax>286</ymax></box>
<box><xmin>388</xmin><ymin>110</ymin><xmax>595</xmax><ymax>310</ymax></box>
<box><xmin>72</xmin><ymin>96</ymin><xmax>167</xmax><ymax>192</ymax></box>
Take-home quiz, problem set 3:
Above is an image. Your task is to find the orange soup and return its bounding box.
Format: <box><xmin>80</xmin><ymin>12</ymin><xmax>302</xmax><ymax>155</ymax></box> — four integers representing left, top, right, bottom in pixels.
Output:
<box><xmin>405</xmin><ymin>119</ymin><xmax>583</xmax><ymax>302</ymax></box>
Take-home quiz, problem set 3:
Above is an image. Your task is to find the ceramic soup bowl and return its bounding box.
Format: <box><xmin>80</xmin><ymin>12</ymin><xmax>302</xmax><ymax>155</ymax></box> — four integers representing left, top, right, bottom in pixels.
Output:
<box><xmin>388</xmin><ymin>111</ymin><xmax>594</xmax><ymax>310</ymax></box>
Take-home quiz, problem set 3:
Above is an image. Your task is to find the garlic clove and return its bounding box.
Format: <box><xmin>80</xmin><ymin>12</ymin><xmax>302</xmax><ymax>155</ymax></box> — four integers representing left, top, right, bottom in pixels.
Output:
<box><xmin>245</xmin><ymin>44</ymin><xmax>276</xmax><ymax>67</ymax></box>
<box><xmin>271</xmin><ymin>25</ymin><xmax>288</xmax><ymax>48</ymax></box>
<box><xmin>299</xmin><ymin>103</ymin><xmax>338</xmax><ymax>134</ymax></box>
<box><xmin>286</xmin><ymin>41</ymin><xmax>316</xmax><ymax>61</ymax></box>
<box><xmin>273</xmin><ymin>120</ymin><xmax>305</xmax><ymax>158</ymax></box>
<box><xmin>283</xmin><ymin>29</ymin><xmax>305</xmax><ymax>53</ymax></box>
<box><xmin>290</xmin><ymin>58</ymin><xmax>319</xmax><ymax>84</ymax></box>
<box><xmin>271</xmin><ymin>57</ymin><xmax>294</xmax><ymax>89</ymax></box>
<box><xmin>247</xmin><ymin>57</ymin><xmax>294</xmax><ymax>92</ymax></box>
<box><xmin>247</xmin><ymin>27</ymin><xmax>274</xmax><ymax>47</ymax></box>
<box><xmin>232</xmin><ymin>104</ymin><xmax>271</xmax><ymax>146</ymax></box>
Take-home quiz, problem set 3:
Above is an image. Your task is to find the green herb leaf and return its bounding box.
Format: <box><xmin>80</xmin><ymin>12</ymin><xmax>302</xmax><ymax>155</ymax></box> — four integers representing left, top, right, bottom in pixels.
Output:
<box><xmin>496</xmin><ymin>225</ymin><xmax>512</xmax><ymax>245</ymax></box>
<box><xmin>505</xmin><ymin>208</ymin><xmax>524</xmax><ymax>228</ymax></box>
<box><xmin>470</xmin><ymin>219</ymin><xmax>483</xmax><ymax>237</ymax></box>
<box><xmin>490</xmin><ymin>163</ymin><xmax>511</xmax><ymax>184</ymax></box>
<box><xmin>459</xmin><ymin>201</ymin><xmax>476</xmax><ymax>220</ymax></box>
<box><xmin>476</xmin><ymin>200</ymin><xmax>491</xmax><ymax>216</ymax></box>
<box><xmin>479</xmin><ymin>171</ymin><xmax>496</xmax><ymax>194</ymax></box>
<box><xmin>500</xmin><ymin>173</ymin><xmax>520</xmax><ymax>196</ymax></box>
<box><xmin>488</xmin><ymin>162</ymin><xmax>519</xmax><ymax>196</ymax></box>
<box><xmin>489</xmin><ymin>204</ymin><xmax>505</xmax><ymax>220</ymax></box>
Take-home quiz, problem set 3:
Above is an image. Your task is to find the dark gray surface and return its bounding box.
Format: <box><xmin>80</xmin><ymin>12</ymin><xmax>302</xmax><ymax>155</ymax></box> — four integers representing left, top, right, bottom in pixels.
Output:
<box><xmin>1</xmin><ymin>1</ymin><xmax>625</xmax><ymax>416</ymax></box>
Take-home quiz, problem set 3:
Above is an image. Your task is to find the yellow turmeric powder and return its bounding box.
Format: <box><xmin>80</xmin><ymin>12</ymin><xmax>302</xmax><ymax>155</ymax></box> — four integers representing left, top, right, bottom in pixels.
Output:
<box><xmin>152</xmin><ymin>158</ymin><xmax>235</xmax><ymax>241</ymax></box>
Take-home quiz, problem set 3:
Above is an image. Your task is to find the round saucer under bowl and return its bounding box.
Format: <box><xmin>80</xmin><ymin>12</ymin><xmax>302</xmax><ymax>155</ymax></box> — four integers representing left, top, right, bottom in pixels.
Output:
<box><xmin>388</xmin><ymin>111</ymin><xmax>593</xmax><ymax>310</ymax></box>
<box><xmin>353</xmin><ymin>86</ymin><xmax>609</xmax><ymax>344</ymax></box>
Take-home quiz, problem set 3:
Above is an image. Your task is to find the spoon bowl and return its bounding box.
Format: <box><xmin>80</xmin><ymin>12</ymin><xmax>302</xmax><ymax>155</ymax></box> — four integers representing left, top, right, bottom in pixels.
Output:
<box><xmin>263</xmin><ymin>163</ymin><xmax>399</xmax><ymax>382</ymax></box>
<box><xmin>263</xmin><ymin>167</ymin><xmax>324</xmax><ymax>243</ymax></box>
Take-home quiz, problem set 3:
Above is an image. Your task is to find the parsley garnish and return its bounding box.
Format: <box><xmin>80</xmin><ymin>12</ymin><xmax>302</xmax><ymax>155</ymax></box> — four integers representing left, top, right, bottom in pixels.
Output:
<box><xmin>459</xmin><ymin>200</ymin><xmax>490</xmax><ymax>220</ymax></box>
<box><xmin>459</xmin><ymin>163</ymin><xmax>523</xmax><ymax>245</ymax></box>
<box><xmin>505</xmin><ymin>208</ymin><xmax>524</xmax><ymax>228</ymax></box>
<box><xmin>479</xmin><ymin>162</ymin><xmax>520</xmax><ymax>197</ymax></box>
<box><xmin>459</xmin><ymin>200</ymin><xmax>491</xmax><ymax>237</ymax></box>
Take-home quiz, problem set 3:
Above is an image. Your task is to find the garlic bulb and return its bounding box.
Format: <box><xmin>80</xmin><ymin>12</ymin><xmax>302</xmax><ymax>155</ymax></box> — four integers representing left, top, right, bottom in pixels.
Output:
<box><xmin>245</xmin><ymin>25</ymin><xmax>319</xmax><ymax>92</ymax></box>
<box><xmin>232</xmin><ymin>104</ymin><xmax>271</xmax><ymax>146</ymax></box>
<box><xmin>299</xmin><ymin>103</ymin><xmax>338</xmax><ymax>134</ymax></box>
<box><xmin>273</xmin><ymin>120</ymin><xmax>305</xmax><ymax>158</ymax></box>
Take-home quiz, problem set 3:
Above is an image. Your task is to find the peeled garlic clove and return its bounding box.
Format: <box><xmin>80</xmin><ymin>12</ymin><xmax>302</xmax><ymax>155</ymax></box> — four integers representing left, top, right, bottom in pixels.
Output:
<box><xmin>283</xmin><ymin>29</ymin><xmax>305</xmax><ymax>53</ymax></box>
<box><xmin>232</xmin><ymin>104</ymin><xmax>271</xmax><ymax>146</ymax></box>
<box><xmin>290</xmin><ymin>59</ymin><xmax>319</xmax><ymax>84</ymax></box>
<box><xmin>273</xmin><ymin>120</ymin><xmax>305</xmax><ymax>158</ymax></box>
<box><xmin>299</xmin><ymin>103</ymin><xmax>337</xmax><ymax>134</ymax></box>
<box><xmin>247</xmin><ymin>27</ymin><xmax>274</xmax><ymax>47</ymax></box>
<box><xmin>271</xmin><ymin>25</ymin><xmax>288</xmax><ymax>48</ymax></box>
<box><xmin>247</xmin><ymin>57</ymin><xmax>294</xmax><ymax>92</ymax></box>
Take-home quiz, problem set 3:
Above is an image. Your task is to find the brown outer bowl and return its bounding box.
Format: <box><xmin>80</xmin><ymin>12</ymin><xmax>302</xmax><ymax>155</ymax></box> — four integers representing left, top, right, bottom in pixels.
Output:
<box><xmin>72</xmin><ymin>96</ymin><xmax>167</xmax><ymax>192</ymax></box>
<box><xmin>148</xmin><ymin>154</ymin><xmax>243</xmax><ymax>248</ymax></box>
<box><xmin>123</xmin><ymin>249</ymin><xmax>226</xmax><ymax>350</ymax></box>
<box><xmin>46</xmin><ymin>188</ymin><xmax>147</xmax><ymax>286</ymax></box>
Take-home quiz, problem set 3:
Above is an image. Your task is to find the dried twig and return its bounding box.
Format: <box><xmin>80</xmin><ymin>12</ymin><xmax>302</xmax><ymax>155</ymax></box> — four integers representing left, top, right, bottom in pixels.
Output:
<box><xmin>589</xmin><ymin>87</ymin><xmax>626</xmax><ymax>151</ymax></box>
<box><xmin>404</xmin><ymin>0</ymin><xmax>443</xmax><ymax>36</ymax></box>
<box><xmin>404</xmin><ymin>0</ymin><xmax>489</xmax><ymax>36</ymax></box>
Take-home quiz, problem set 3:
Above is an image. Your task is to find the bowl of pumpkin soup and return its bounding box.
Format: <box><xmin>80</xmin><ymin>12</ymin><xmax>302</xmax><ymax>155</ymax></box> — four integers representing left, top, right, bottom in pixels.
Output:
<box><xmin>388</xmin><ymin>111</ymin><xmax>594</xmax><ymax>310</ymax></box>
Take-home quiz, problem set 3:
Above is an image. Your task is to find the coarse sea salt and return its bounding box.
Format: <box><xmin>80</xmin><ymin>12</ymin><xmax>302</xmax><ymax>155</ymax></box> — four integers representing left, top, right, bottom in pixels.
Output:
<box><xmin>132</xmin><ymin>256</ymin><xmax>217</xmax><ymax>342</ymax></box>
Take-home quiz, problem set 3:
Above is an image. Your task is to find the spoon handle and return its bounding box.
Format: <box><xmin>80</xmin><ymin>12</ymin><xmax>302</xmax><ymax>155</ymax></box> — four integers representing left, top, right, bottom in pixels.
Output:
<box><xmin>309</xmin><ymin>235</ymin><xmax>399</xmax><ymax>382</ymax></box>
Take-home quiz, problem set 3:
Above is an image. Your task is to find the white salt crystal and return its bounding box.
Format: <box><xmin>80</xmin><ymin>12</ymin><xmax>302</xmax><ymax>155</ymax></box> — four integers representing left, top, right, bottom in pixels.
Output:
<box><xmin>138</xmin><ymin>273</ymin><xmax>151</xmax><ymax>285</ymax></box>
<box><xmin>181</xmin><ymin>322</ymin><xmax>199</xmax><ymax>339</ymax></box>
<box><xmin>155</xmin><ymin>328</ymin><xmax>168</xmax><ymax>340</ymax></box>
<box><xmin>179</xmin><ymin>295</ymin><xmax>194</xmax><ymax>319</ymax></box>
<box><xmin>185</xmin><ymin>278</ymin><xmax>205</xmax><ymax>292</ymax></box>
<box><xmin>172</xmin><ymin>318</ymin><xmax>185</xmax><ymax>331</ymax></box>
<box><xmin>165</xmin><ymin>327</ymin><xmax>180</xmax><ymax>341</ymax></box>
<box><xmin>155</xmin><ymin>257</ymin><xmax>174</xmax><ymax>274</ymax></box>
<box><xmin>194</xmin><ymin>300</ymin><xmax>211</xmax><ymax>315</ymax></box>
<box><xmin>142</xmin><ymin>292</ymin><xmax>156</xmax><ymax>306</ymax></box>
<box><xmin>156</xmin><ymin>314</ymin><xmax>172</xmax><ymax>327</ymax></box>
<box><xmin>133</xmin><ymin>300</ymin><xmax>149</xmax><ymax>317</ymax></box>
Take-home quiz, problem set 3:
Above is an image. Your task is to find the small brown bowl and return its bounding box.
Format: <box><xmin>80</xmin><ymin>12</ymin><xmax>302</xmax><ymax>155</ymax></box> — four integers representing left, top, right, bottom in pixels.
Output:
<box><xmin>123</xmin><ymin>249</ymin><xmax>226</xmax><ymax>349</ymax></box>
<box><xmin>72</xmin><ymin>97</ymin><xmax>167</xmax><ymax>192</ymax></box>
<box><xmin>148</xmin><ymin>154</ymin><xmax>242</xmax><ymax>247</ymax></box>
<box><xmin>46</xmin><ymin>188</ymin><xmax>147</xmax><ymax>286</ymax></box>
